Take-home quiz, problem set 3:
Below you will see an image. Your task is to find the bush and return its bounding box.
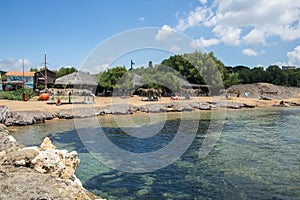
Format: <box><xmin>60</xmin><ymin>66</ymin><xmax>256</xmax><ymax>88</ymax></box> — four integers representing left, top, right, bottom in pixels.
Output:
<box><xmin>0</xmin><ymin>88</ymin><xmax>35</xmax><ymax>101</ymax></box>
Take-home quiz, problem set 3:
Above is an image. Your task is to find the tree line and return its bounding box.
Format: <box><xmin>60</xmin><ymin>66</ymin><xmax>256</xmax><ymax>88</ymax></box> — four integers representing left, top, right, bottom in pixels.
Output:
<box><xmin>95</xmin><ymin>51</ymin><xmax>299</xmax><ymax>90</ymax></box>
<box><xmin>224</xmin><ymin>65</ymin><xmax>300</xmax><ymax>88</ymax></box>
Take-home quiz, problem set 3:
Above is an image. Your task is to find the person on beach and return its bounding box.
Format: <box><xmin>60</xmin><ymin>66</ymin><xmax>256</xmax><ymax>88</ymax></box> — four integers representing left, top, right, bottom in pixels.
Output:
<box><xmin>56</xmin><ymin>98</ymin><xmax>61</xmax><ymax>106</ymax></box>
<box><xmin>50</xmin><ymin>89</ymin><xmax>55</xmax><ymax>103</ymax></box>
<box><xmin>68</xmin><ymin>90</ymin><xmax>72</xmax><ymax>104</ymax></box>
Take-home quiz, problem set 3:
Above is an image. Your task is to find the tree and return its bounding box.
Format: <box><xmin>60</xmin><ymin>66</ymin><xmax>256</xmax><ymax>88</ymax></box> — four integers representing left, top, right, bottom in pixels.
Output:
<box><xmin>284</xmin><ymin>68</ymin><xmax>300</xmax><ymax>87</ymax></box>
<box><xmin>266</xmin><ymin>65</ymin><xmax>288</xmax><ymax>85</ymax></box>
<box><xmin>249</xmin><ymin>67</ymin><xmax>266</xmax><ymax>83</ymax></box>
<box><xmin>224</xmin><ymin>73</ymin><xmax>241</xmax><ymax>88</ymax></box>
<box><xmin>29</xmin><ymin>67</ymin><xmax>39</xmax><ymax>72</ymax></box>
<box><xmin>161</xmin><ymin>51</ymin><xmax>226</xmax><ymax>87</ymax></box>
<box><xmin>232</xmin><ymin>65</ymin><xmax>251</xmax><ymax>84</ymax></box>
<box><xmin>96</xmin><ymin>66</ymin><xmax>127</xmax><ymax>89</ymax></box>
<box><xmin>55</xmin><ymin>67</ymin><xmax>78</xmax><ymax>78</ymax></box>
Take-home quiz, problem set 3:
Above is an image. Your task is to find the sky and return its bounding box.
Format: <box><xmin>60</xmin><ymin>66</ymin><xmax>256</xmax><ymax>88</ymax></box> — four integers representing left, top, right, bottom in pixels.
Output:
<box><xmin>0</xmin><ymin>0</ymin><xmax>300</xmax><ymax>73</ymax></box>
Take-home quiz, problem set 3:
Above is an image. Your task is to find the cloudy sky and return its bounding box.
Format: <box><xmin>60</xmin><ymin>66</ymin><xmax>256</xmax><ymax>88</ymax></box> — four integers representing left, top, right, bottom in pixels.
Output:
<box><xmin>0</xmin><ymin>0</ymin><xmax>299</xmax><ymax>72</ymax></box>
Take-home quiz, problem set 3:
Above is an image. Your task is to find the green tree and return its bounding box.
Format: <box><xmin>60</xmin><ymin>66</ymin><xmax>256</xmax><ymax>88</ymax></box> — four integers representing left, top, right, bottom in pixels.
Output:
<box><xmin>266</xmin><ymin>65</ymin><xmax>288</xmax><ymax>85</ymax></box>
<box><xmin>284</xmin><ymin>68</ymin><xmax>300</xmax><ymax>86</ymax></box>
<box><xmin>224</xmin><ymin>73</ymin><xmax>241</xmax><ymax>88</ymax></box>
<box><xmin>232</xmin><ymin>65</ymin><xmax>251</xmax><ymax>84</ymax></box>
<box><xmin>55</xmin><ymin>67</ymin><xmax>78</xmax><ymax>78</ymax></box>
<box><xmin>29</xmin><ymin>67</ymin><xmax>39</xmax><ymax>72</ymax></box>
<box><xmin>96</xmin><ymin>66</ymin><xmax>127</xmax><ymax>89</ymax></box>
<box><xmin>249</xmin><ymin>67</ymin><xmax>266</xmax><ymax>83</ymax></box>
<box><xmin>161</xmin><ymin>51</ymin><xmax>226</xmax><ymax>87</ymax></box>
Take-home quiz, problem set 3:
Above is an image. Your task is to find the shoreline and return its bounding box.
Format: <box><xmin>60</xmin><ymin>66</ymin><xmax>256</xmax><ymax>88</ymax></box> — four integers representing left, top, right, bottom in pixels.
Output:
<box><xmin>0</xmin><ymin>95</ymin><xmax>299</xmax><ymax>126</ymax></box>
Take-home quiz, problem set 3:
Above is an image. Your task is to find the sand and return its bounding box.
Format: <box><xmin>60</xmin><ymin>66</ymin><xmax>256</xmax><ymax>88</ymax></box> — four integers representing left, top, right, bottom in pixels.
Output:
<box><xmin>1</xmin><ymin>95</ymin><xmax>299</xmax><ymax>113</ymax></box>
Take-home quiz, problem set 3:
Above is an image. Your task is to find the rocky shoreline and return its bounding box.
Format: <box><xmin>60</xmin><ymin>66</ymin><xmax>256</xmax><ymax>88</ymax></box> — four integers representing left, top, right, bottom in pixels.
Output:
<box><xmin>0</xmin><ymin>123</ymin><xmax>102</xmax><ymax>199</ymax></box>
<box><xmin>0</xmin><ymin>101</ymin><xmax>256</xmax><ymax>126</ymax></box>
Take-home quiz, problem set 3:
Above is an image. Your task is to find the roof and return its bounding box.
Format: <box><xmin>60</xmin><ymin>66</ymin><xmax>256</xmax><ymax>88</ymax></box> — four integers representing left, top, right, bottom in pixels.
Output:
<box><xmin>5</xmin><ymin>71</ymin><xmax>35</xmax><ymax>77</ymax></box>
<box><xmin>35</xmin><ymin>69</ymin><xmax>56</xmax><ymax>76</ymax></box>
<box><xmin>179</xmin><ymin>77</ymin><xmax>209</xmax><ymax>88</ymax></box>
<box><xmin>133</xmin><ymin>74</ymin><xmax>142</xmax><ymax>86</ymax></box>
<box><xmin>55</xmin><ymin>71</ymin><xmax>98</xmax><ymax>86</ymax></box>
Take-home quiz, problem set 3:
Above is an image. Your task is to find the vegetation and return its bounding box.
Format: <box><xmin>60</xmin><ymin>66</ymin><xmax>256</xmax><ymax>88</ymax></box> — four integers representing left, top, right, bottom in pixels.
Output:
<box><xmin>92</xmin><ymin>51</ymin><xmax>299</xmax><ymax>92</ymax></box>
<box><xmin>161</xmin><ymin>51</ymin><xmax>300</xmax><ymax>88</ymax></box>
<box><xmin>30</xmin><ymin>66</ymin><xmax>78</xmax><ymax>78</ymax></box>
<box><xmin>0</xmin><ymin>88</ymin><xmax>34</xmax><ymax>101</ymax></box>
<box><xmin>55</xmin><ymin>67</ymin><xmax>77</xmax><ymax>78</ymax></box>
<box><xmin>225</xmin><ymin>65</ymin><xmax>300</xmax><ymax>88</ymax></box>
<box><xmin>161</xmin><ymin>51</ymin><xmax>225</xmax><ymax>87</ymax></box>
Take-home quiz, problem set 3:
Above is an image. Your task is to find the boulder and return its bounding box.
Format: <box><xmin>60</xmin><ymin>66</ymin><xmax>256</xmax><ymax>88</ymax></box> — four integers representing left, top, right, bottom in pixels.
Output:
<box><xmin>0</xmin><ymin>166</ymin><xmax>99</xmax><ymax>200</ymax></box>
<box><xmin>0</xmin><ymin>125</ymin><xmax>100</xmax><ymax>199</ymax></box>
<box><xmin>40</xmin><ymin>137</ymin><xmax>56</xmax><ymax>150</ymax></box>
<box><xmin>31</xmin><ymin>138</ymin><xmax>80</xmax><ymax>180</ymax></box>
<box><xmin>5</xmin><ymin>112</ymin><xmax>36</xmax><ymax>126</ymax></box>
<box><xmin>31</xmin><ymin>149</ymin><xmax>65</xmax><ymax>178</ymax></box>
<box><xmin>141</xmin><ymin>104</ymin><xmax>167</xmax><ymax>113</ymax></box>
<box><xmin>0</xmin><ymin>125</ymin><xmax>23</xmax><ymax>154</ymax></box>
<box><xmin>31</xmin><ymin>148</ymin><xmax>80</xmax><ymax>180</ymax></box>
<box><xmin>57</xmin><ymin>110</ymin><xmax>74</xmax><ymax>119</ymax></box>
<box><xmin>9</xmin><ymin>147</ymin><xmax>39</xmax><ymax>167</ymax></box>
<box><xmin>110</xmin><ymin>104</ymin><xmax>131</xmax><ymax>114</ymax></box>
<box><xmin>0</xmin><ymin>105</ymin><xmax>9</xmax><ymax>123</ymax></box>
<box><xmin>199</xmin><ymin>103</ymin><xmax>212</xmax><ymax>110</ymax></box>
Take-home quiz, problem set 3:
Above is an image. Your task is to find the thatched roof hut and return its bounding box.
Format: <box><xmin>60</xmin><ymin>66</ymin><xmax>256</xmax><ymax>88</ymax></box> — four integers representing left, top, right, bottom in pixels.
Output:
<box><xmin>55</xmin><ymin>71</ymin><xmax>98</xmax><ymax>86</ymax></box>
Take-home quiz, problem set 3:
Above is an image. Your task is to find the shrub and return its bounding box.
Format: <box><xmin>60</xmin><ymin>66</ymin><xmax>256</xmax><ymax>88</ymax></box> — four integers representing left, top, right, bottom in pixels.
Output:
<box><xmin>0</xmin><ymin>88</ymin><xmax>35</xmax><ymax>101</ymax></box>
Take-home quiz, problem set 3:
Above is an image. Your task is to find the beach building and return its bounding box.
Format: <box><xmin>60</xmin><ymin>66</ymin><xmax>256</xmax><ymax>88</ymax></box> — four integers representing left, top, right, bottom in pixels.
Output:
<box><xmin>4</xmin><ymin>71</ymin><xmax>35</xmax><ymax>90</ymax></box>
<box><xmin>34</xmin><ymin>69</ymin><xmax>56</xmax><ymax>90</ymax></box>
<box><xmin>0</xmin><ymin>70</ymin><xmax>6</xmax><ymax>91</ymax></box>
<box><xmin>282</xmin><ymin>66</ymin><xmax>296</xmax><ymax>70</ymax></box>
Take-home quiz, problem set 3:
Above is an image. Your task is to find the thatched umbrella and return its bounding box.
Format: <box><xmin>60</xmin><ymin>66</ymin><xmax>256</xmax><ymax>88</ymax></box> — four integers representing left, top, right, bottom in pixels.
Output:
<box><xmin>55</xmin><ymin>71</ymin><xmax>98</xmax><ymax>86</ymax></box>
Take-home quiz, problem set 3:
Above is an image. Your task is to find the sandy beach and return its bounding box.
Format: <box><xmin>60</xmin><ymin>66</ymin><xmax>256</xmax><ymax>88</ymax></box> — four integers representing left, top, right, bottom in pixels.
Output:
<box><xmin>1</xmin><ymin>95</ymin><xmax>299</xmax><ymax>113</ymax></box>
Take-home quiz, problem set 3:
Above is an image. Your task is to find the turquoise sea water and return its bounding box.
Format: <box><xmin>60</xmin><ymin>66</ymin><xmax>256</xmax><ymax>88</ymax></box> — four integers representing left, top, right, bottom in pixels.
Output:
<box><xmin>11</xmin><ymin>108</ymin><xmax>300</xmax><ymax>199</ymax></box>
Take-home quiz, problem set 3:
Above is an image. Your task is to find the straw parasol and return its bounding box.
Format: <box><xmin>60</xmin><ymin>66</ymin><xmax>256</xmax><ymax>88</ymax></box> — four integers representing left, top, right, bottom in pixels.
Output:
<box><xmin>55</xmin><ymin>71</ymin><xmax>98</xmax><ymax>86</ymax></box>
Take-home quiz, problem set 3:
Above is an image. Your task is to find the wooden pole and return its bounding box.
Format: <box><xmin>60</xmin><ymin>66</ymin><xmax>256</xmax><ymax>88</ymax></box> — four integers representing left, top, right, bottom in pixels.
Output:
<box><xmin>22</xmin><ymin>58</ymin><xmax>25</xmax><ymax>87</ymax></box>
<box><xmin>44</xmin><ymin>52</ymin><xmax>47</xmax><ymax>89</ymax></box>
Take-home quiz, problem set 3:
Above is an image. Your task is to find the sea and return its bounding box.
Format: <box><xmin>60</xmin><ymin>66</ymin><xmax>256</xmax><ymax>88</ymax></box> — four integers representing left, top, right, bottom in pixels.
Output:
<box><xmin>10</xmin><ymin>107</ymin><xmax>300</xmax><ymax>200</ymax></box>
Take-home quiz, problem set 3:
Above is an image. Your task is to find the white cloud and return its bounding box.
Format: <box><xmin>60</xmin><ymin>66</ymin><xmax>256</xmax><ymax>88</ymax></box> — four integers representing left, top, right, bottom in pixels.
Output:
<box><xmin>170</xmin><ymin>45</ymin><xmax>181</xmax><ymax>52</ymax></box>
<box><xmin>155</xmin><ymin>25</ymin><xmax>176</xmax><ymax>41</ymax></box>
<box><xmin>287</xmin><ymin>45</ymin><xmax>300</xmax><ymax>65</ymax></box>
<box><xmin>243</xmin><ymin>29</ymin><xmax>266</xmax><ymax>45</ymax></box>
<box><xmin>138</xmin><ymin>17</ymin><xmax>145</xmax><ymax>21</ymax></box>
<box><xmin>242</xmin><ymin>48</ymin><xmax>265</xmax><ymax>56</ymax></box>
<box><xmin>0</xmin><ymin>58</ymin><xmax>33</xmax><ymax>72</ymax></box>
<box><xmin>190</xmin><ymin>37</ymin><xmax>220</xmax><ymax>48</ymax></box>
<box><xmin>213</xmin><ymin>25</ymin><xmax>241</xmax><ymax>45</ymax></box>
<box><xmin>175</xmin><ymin>0</ymin><xmax>300</xmax><ymax>46</ymax></box>
<box><xmin>199</xmin><ymin>0</ymin><xmax>207</xmax><ymax>4</ymax></box>
<box><xmin>175</xmin><ymin>7</ymin><xmax>213</xmax><ymax>31</ymax></box>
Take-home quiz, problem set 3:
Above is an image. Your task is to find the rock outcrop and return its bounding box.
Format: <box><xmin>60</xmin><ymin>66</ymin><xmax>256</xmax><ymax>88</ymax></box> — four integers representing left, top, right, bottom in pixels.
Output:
<box><xmin>0</xmin><ymin>125</ymin><xmax>101</xmax><ymax>200</ymax></box>
<box><xmin>0</xmin><ymin>99</ymin><xmax>258</xmax><ymax>126</ymax></box>
<box><xmin>4</xmin><ymin>111</ymin><xmax>55</xmax><ymax>126</ymax></box>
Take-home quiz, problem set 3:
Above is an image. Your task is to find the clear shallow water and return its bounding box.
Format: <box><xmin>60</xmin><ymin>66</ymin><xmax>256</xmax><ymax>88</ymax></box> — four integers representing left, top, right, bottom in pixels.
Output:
<box><xmin>11</xmin><ymin>108</ymin><xmax>300</xmax><ymax>199</ymax></box>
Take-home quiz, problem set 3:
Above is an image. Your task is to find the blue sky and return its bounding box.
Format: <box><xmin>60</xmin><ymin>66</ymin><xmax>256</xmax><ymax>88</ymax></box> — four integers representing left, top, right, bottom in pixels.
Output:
<box><xmin>0</xmin><ymin>0</ymin><xmax>300</xmax><ymax>73</ymax></box>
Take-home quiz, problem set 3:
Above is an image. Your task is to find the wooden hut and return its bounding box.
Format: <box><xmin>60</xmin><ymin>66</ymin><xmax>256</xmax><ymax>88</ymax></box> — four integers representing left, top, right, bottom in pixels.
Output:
<box><xmin>34</xmin><ymin>69</ymin><xmax>56</xmax><ymax>90</ymax></box>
